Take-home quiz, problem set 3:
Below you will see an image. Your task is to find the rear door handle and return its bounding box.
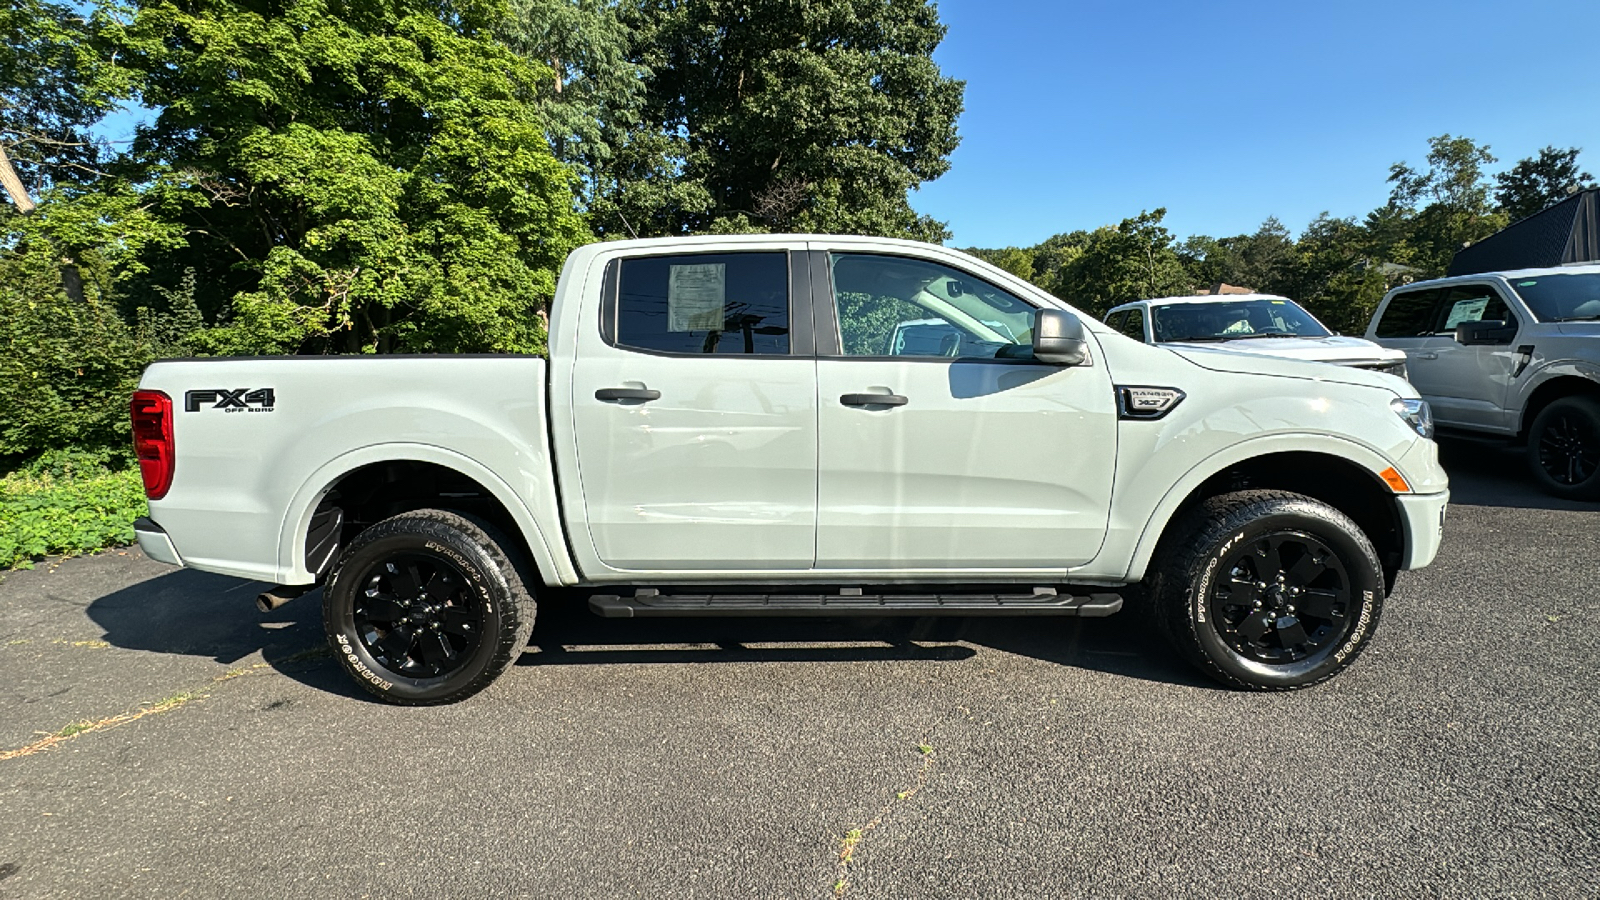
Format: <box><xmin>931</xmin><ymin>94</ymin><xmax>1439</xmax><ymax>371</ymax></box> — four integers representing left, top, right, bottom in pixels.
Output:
<box><xmin>1415</xmin><ymin>352</ymin><xmax>1438</xmax><ymax>360</ymax></box>
<box><xmin>840</xmin><ymin>393</ymin><xmax>908</xmax><ymax>407</ymax></box>
<box><xmin>596</xmin><ymin>387</ymin><xmax>661</xmax><ymax>402</ymax></box>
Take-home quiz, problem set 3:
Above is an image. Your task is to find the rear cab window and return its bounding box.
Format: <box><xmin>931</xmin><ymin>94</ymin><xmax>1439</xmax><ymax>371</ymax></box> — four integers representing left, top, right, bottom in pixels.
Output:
<box><xmin>611</xmin><ymin>252</ymin><xmax>791</xmax><ymax>355</ymax></box>
<box><xmin>1374</xmin><ymin>288</ymin><xmax>1445</xmax><ymax>338</ymax></box>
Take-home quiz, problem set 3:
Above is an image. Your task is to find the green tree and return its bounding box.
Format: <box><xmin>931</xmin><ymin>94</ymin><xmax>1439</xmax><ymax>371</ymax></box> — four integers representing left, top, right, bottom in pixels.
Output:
<box><xmin>0</xmin><ymin>0</ymin><xmax>131</xmax><ymax>210</ymax></box>
<box><xmin>496</xmin><ymin>0</ymin><xmax>646</xmax><ymax>210</ymax></box>
<box><xmin>111</xmin><ymin>0</ymin><xmax>588</xmax><ymax>355</ymax></box>
<box><xmin>1495</xmin><ymin>145</ymin><xmax>1595</xmax><ymax>222</ymax></box>
<box><xmin>1178</xmin><ymin>217</ymin><xmax>1294</xmax><ymax>294</ymax></box>
<box><xmin>962</xmin><ymin>246</ymin><xmax>1036</xmax><ymax>282</ymax></box>
<box><xmin>1053</xmin><ymin>210</ymin><xmax>1189</xmax><ymax>315</ymax></box>
<box><xmin>600</xmin><ymin>0</ymin><xmax>963</xmax><ymax>241</ymax></box>
<box><xmin>1385</xmin><ymin>134</ymin><xmax>1507</xmax><ymax>274</ymax></box>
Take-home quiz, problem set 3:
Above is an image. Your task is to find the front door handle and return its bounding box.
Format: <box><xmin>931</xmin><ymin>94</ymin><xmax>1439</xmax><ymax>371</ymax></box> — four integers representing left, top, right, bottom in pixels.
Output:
<box><xmin>596</xmin><ymin>387</ymin><xmax>661</xmax><ymax>402</ymax></box>
<box><xmin>840</xmin><ymin>393</ymin><xmax>908</xmax><ymax>408</ymax></box>
<box><xmin>1415</xmin><ymin>352</ymin><xmax>1438</xmax><ymax>360</ymax></box>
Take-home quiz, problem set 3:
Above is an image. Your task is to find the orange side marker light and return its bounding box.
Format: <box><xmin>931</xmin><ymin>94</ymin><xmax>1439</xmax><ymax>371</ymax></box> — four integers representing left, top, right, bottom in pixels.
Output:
<box><xmin>1379</xmin><ymin>466</ymin><xmax>1411</xmax><ymax>493</ymax></box>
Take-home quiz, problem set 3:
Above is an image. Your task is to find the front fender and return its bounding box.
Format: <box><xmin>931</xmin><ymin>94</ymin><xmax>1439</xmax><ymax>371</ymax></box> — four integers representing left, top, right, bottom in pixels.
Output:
<box><xmin>1119</xmin><ymin>433</ymin><xmax>1418</xmax><ymax>583</ymax></box>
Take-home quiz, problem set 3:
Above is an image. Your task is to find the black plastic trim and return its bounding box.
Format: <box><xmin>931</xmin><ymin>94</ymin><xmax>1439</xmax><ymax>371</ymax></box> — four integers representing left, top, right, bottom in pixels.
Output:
<box><xmin>1116</xmin><ymin>385</ymin><xmax>1187</xmax><ymax>420</ymax></box>
<box><xmin>788</xmin><ymin>249</ymin><xmax>815</xmax><ymax>356</ymax></box>
<box><xmin>808</xmin><ymin>249</ymin><xmax>840</xmax><ymax>357</ymax></box>
<box><xmin>599</xmin><ymin>257</ymin><xmax>619</xmax><ymax>345</ymax></box>
<box><xmin>588</xmin><ymin>589</ymin><xmax>1123</xmax><ymax>618</ymax></box>
<box><xmin>132</xmin><ymin>516</ymin><xmax>165</xmax><ymax>534</ymax></box>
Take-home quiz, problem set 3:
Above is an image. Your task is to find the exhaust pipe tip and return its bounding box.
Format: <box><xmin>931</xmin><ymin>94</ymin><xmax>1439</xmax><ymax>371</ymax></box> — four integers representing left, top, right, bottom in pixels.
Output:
<box><xmin>256</xmin><ymin>584</ymin><xmax>311</xmax><ymax>613</ymax></box>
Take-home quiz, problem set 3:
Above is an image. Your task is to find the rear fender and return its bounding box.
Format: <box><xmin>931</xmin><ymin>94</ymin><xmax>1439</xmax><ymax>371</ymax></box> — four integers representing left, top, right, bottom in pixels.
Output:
<box><xmin>277</xmin><ymin>443</ymin><xmax>578</xmax><ymax>586</ymax></box>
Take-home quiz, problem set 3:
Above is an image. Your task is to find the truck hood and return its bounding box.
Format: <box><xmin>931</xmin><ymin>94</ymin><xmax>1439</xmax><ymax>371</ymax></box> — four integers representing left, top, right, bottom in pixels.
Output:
<box><xmin>1168</xmin><ymin>344</ymin><xmax>1415</xmax><ymax>395</ymax></box>
<box><xmin>1156</xmin><ymin>334</ymin><xmax>1406</xmax><ymax>365</ymax></box>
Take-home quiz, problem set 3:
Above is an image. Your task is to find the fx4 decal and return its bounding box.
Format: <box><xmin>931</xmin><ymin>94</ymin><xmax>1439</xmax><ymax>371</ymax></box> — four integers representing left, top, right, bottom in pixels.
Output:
<box><xmin>185</xmin><ymin>388</ymin><xmax>276</xmax><ymax>413</ymax></box>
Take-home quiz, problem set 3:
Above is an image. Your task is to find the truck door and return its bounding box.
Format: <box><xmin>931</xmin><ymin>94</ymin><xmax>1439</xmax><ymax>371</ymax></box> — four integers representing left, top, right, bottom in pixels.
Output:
<box><xmin>810</xmin><ymin>249</ymin><xmax>1117</xmax><ymax>570</ymax></box>
<box><xmin>567</xmin><ymin>249</ymin><xmax>818</xmax><ymax>571</ymax></box>
<box><xmin>1423</xmin><ymin>284</ymin><xmax>1521</xmax><ymax>433</ymax></box>
<box><xmin>1369</xmin><ymin>287</ymin><xmax>1453</xmax><ymax>416</ymax></box>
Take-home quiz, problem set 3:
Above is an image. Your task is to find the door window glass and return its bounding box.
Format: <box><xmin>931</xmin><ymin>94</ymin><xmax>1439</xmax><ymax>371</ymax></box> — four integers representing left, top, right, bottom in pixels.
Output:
<box><xmin>1122</xmin><ymin>308</ymin><xmax>1145</xmax><ymax>341</ymax></box>
<box><xmin>830</xmin><ymin>254</ymin><xmax>1035</xmax><ymax>359</ymax></box>
<box><xmin>1434</xmin><ymin>285</ymin><xmax>1512</xmax><ymax>333</ymax></box>
<box><xmin>615</xmin><ymin>252</ymin><xmax>789</xmax><ymax>355</ymax></box>
<box><xmin>1373</xmin><ymin>289</ymin><xmax>1443</xmax><ymax>338</ymax></box>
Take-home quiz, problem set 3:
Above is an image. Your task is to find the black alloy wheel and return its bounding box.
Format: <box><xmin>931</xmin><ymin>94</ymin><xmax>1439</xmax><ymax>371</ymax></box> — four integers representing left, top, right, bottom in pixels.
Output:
<box><xmin>1209</xmin><ymin>532</ymin><xmax>1352</xmax><ymax>665</ymax></box>
<box><xmin>353</xmin><ymin>553</ymin><xmax>483</xmax><ymax>679</ymax></box>
<box><xmin>1148</xmin><ymin>489</ymin><xmax>1385</xmax><ymax>691</ymax></box>
<box><xmin>1536</xmin><ymin>411</ymin><xmax>1598</xmax><ymax>486</ymax></box>
<box><xmin>1527</xmin><ymin>396</ymin><xmax>1600</xmax><ymax>500</ymax></box>
<box><xmin>323</xmin><ymin>509</ymin><xmax>536</xmax><ymax>705</ymax></box>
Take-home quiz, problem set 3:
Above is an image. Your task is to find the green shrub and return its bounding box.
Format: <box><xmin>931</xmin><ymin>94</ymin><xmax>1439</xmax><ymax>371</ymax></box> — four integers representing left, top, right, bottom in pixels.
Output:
<box><xmin>0</xmin><ymin>463</ymin><xmax>148</xmax><ymax>569</ymax></box>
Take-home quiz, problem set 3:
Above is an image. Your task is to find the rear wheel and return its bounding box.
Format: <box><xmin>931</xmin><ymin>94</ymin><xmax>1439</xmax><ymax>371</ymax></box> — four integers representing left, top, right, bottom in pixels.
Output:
<box><xmin>1527</xmin><ymin>396</ymin><xmax>1600</xmax><ymax>500</ymax></box>
<box><xmin>323</xmin><ymin>509</ymin><xmax>535</xmax><ymax>704</ymax></box>
<box><xmin>1147</xmin><ymin>490</ymin><xmax>1385</xmax><ymax>690</ymax></box>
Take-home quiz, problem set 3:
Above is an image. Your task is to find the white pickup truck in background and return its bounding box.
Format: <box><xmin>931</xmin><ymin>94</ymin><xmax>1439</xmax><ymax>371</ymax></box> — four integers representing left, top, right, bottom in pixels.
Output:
<box><xmin>131</xmin><ymin>235</ymin><xmax>1449</xmax><ymax>703</ymax></box>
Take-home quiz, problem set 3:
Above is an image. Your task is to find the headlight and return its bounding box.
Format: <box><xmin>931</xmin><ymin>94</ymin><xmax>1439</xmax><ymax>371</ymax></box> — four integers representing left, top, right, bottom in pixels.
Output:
<box><xmin>1390</xmin><ymin>398</ymin><xmax>1434</xmax><ymax>439</ymax></box>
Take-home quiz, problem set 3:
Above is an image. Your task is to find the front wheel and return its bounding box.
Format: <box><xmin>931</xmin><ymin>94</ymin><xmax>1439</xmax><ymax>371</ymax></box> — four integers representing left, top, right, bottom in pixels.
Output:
<box><xmin>1147</xmin><ymin>490</ymin><xmax>1385</xmax><ymax>690</ymax></box>
<box><xmin>1526</xmin><ymin>396</ymin><xmax>1600</xmax><ymax>500</ymax></box>
<box><xmin>323</xmin><ymin>509</ymin><xmax>536</xmax><ymax>704</ymax></box>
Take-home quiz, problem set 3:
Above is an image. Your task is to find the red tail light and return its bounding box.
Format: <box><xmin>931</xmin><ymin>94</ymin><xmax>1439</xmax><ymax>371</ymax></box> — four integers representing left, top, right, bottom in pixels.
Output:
<box><xmin>131</xmin><ymin>390</ymin><xmax>174</xmax><ymax>500</ymax></box>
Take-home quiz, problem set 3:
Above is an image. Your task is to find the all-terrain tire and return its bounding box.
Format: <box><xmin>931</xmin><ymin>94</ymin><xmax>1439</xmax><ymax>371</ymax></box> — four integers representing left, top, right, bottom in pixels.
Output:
<box><xmin>323</xmin><ymin>509</ymin><xmax>536</xmax><ymax>705</ymax></box>
<box><xmin>1146</xmin><ymin>490</ymin><xmax>1385</xmax><ymax>691</ymax></box>
<box><xmin>1526</xmin><ymin>396</ymin><xmax>1600</xmax><ymax>500</ymax></box>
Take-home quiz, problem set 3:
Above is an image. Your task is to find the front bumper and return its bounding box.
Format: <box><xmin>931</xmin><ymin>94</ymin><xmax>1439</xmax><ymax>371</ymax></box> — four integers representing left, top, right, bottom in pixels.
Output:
<box><xmin>133</xmin><ymin>517</ymin><xmax>184</xmax><ymax>567</ymax></box>
<box><xmin>1396</xmin><ymin>491</ymin><xmax>1449</xmax><ymax>570</ymax></box>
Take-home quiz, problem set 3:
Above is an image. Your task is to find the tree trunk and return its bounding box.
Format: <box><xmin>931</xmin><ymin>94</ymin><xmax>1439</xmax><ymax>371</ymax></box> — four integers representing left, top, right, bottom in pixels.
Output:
<box><xmin>0</xmin><ymin>143</ymin><xmax>37</xmax><ymax>213</ymax></box>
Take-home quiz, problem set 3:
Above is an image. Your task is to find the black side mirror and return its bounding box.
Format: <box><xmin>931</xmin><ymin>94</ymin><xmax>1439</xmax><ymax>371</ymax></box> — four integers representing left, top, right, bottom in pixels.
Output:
<box><xmin>1453</xmin><ymin>320</ymin><xmax>1517</xmax><ymax>345</ymax></box>
<box><xmin>1032</xmin><ymin>309</ymin><xmax>1091</xmax><ymax>366</ymax></box>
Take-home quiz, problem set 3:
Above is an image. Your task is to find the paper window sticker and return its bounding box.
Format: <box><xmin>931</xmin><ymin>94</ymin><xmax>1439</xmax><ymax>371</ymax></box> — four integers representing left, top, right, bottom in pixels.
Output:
<box><xmin>1443</xmin><ymin>298</ymin><xmax>1489</xmax><ymax>329</ymax></box>
<box><xmin>668</xmin><ymin>263</ymin><xmax>727</xmax><ymax>332</ymax></box>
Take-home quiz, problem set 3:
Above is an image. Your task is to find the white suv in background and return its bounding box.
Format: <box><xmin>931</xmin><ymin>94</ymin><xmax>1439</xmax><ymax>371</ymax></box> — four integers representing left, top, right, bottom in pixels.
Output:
<box><xmin>1105</xmin><ymin>294</ymin><xmax>1410</xmax><ymax>379</ymax></box>
<box><xmin>1365</xmin><ymin>265</ymin><xmax>1600</xmax><ymax>498</ymax></box>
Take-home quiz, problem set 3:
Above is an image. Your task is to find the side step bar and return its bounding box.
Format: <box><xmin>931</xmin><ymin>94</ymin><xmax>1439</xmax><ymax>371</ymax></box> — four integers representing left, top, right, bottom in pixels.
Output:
<box><xmin>588</xmin><ymin>588</ymin><xmax>1123</xmax><ymax>619</ymax></box>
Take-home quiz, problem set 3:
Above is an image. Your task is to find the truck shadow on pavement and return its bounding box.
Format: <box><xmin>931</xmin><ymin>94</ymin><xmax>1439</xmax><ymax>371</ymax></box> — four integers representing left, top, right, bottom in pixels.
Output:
<box><xmin>519</xmin><ymin>595</ymin><xmax>1214</xmax><ymax>689</ymax></box>
<box><xmin>85</xmin><ymin>570</ymin><xmax>365</xmax><ymax>700</ymax></box>
<box><xmin>83</xmin><ymin>568</ymin><xmax>1212</xmax><ymax>698</ymax></box>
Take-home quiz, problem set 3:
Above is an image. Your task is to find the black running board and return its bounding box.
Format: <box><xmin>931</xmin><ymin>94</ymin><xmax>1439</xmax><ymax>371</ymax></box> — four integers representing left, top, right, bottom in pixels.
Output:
<box><xmin>588</xmin><ymin>588</ymin><xmax>1123</xmax><ymax>619</ymax></box>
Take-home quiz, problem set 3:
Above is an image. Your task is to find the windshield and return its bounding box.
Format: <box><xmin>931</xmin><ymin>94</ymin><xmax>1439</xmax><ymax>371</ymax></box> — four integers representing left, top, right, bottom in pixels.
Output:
<box><xmin>1507</xmin><ymin>273</ymin><xmax>1600</xmax><ymax>322</ymax></box>
<box><xmin>1151</xmin><ymin>298</ymin><xmax>1332</xmax><ymax>342</ymax></box>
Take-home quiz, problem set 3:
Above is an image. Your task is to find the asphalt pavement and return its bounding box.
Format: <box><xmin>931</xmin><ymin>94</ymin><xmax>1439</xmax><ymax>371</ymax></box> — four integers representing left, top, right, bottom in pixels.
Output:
<box><xmin>1</xmin><ymin>439</ymin><xmax>1597</xmax><ymax>899</ymax></box>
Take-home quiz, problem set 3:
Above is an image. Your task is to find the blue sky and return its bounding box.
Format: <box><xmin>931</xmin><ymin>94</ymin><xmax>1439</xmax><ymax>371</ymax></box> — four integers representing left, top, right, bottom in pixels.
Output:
<box><xmin>917</xmin><ymin>0</ymin><xmax>1600</xmax><ymax>249</ymax></box>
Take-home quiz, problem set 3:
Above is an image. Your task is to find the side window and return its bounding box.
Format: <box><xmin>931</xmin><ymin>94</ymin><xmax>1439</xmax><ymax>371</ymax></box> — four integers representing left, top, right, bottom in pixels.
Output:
<box><xmin>1434</xmin><ymin>285</ymin><xmax>1512</xmax><ymax>334</ymax></box>
<box><xmin>1374</xmin><ymin>289</ymin><xmax>1443</xmax><ymax>338</ymax></box>
<box><xmin>614</xmin><ymin>252</ymin><xmax>790</xmax><ymax>355</ymax></box>
<box><xmin>829</xmin><ymin>253</ymin><xmax>1035</xmax><ymax>359</ymax></box>
<box><xmin>1121</xmin><ymin>308</ymin><xmax>1146</xmax><ymax>341</ymax></box>
<box><xmin>1105</xmin><ymin>311</ymin><xmax>1126</xmax><ymax>334</ymax></box>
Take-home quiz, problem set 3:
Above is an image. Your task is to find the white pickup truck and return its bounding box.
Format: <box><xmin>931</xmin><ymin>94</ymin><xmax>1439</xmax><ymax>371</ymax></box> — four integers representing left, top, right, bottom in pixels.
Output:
<box><xmin>130</xmin><ymin>235</ymin><xmax>1449</xmax><ymax>703</ymax></box>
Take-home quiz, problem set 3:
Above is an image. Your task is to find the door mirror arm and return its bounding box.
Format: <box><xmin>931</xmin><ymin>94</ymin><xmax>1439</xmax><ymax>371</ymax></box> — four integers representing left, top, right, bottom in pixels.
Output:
<box><xmin>1032</xmin><ymin>309</ymin><xmax>1092</xmax><ymax>366</ymax></box>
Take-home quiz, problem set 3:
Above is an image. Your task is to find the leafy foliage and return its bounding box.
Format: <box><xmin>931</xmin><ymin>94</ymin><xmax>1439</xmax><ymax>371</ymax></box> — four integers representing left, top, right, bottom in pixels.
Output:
<box><xmin>1495</xmin><ymin>146</ymin><xmax>1596</xmax><ymax>223</ymax></box>
<box><xmin>595</xmin><ymin>0</ymin><xmax>964</xmax><ymax>241</ymax></box>
<box><xmin>113</xmin><ymin>0</ymin><xmax>588</xmax><ymax>354</ymax></box>
<box><xmin>0</xmin><ymin>461</ymin><xmax>147</xmax><ymax>569</ymax></box>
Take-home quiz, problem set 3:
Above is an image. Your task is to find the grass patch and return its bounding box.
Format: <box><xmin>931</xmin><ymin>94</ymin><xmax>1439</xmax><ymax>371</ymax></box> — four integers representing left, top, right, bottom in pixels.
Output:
<box><xmin>1</xmin><ymin>459</ymin><xmax>147</xmax><ymax>570</ymax></box>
